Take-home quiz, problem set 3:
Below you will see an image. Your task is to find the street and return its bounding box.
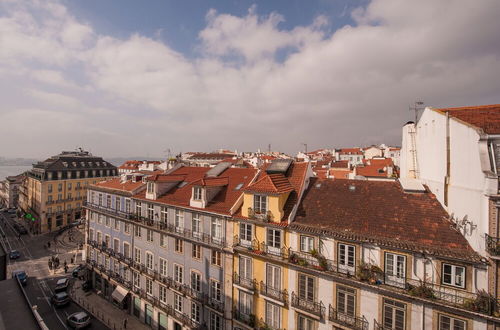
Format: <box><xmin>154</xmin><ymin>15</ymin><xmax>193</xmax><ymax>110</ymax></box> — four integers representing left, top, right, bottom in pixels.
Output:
<box><xmin>0</xmin><ymin>211</ymin><xmax>109</xmax><ymax>330</ymax></box>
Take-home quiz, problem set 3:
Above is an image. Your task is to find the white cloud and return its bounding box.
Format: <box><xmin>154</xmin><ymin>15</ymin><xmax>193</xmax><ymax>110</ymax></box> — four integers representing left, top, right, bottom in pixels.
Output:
<box><xmin>1</xmin><ymin>0</ymin><xmax>500</xmax><ymax>158</ymax></box>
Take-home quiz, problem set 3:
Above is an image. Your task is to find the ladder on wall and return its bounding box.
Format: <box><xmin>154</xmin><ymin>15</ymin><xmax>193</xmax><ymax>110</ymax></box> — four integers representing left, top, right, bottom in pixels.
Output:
<box><xmin>409</xmin><ymin>125</ymin><xmax>419</xmax><ymax>179</ymax></box>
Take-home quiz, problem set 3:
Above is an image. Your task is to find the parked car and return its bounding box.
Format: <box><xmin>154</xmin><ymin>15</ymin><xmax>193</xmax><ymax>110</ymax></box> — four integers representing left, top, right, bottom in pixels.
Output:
<box><xmin>72</xmin><ymin>264</ymin><xmax>85</xmax><ymax>278</ymax></box>
<box><xmin>9</xmin><ymin>250</ymin><xmax>20</xmax><ymax>259</ymax></box>
<box><xmin>51</xmin><ymin>292</ymin><xmax>71</xmax><ymax>307</ymax></box>
<box><xmin>12</xmin><ymin>270</ymin><xmax>28</xmax><ymax>285</ymax></box>
<box><xmin>66</xmin><ymin>312</ymin><xmax>91</xmax><ymax>329</ymax></box>
<box><xmin>55</xmin><ymin>278</ymin><xmax>70</xmax><ymax>292</ymax></box>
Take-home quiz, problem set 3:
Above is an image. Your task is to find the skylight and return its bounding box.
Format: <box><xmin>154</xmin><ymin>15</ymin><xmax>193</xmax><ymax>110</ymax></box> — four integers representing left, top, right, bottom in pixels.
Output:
<box><xmin>235</xmin><ymin>183</ymin><xmax>244</xmax><ymax>190</ymax></box>
<box><xmin>178</xmin><ymin>182</ymin><xmax>188</xmax><ymax>188</ymax></box>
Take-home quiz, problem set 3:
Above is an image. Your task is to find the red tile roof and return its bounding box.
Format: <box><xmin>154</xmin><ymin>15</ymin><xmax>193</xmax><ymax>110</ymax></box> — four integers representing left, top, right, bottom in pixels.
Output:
<box><xmin>191</xmin><ymin>177</ymin><xmax>229</xmax><ymax>187</ymax></box>
<box><xmin>292</xmin><ymin>178</ymin><xmax>479</xmax><ymax>261</ymax></box>
<box><xmin>329</xmin><ymin>169</ymin><xmax>351</xmax><ymax>179</ymax></box>
<box><xmin>330</xmin><ymin>160</ymin><xmax>349</xmax><ymax>169</ymax></box>
<box><xmin>435</xmin><ymin>104</ymin><xmax>500</xmax><ymax>134</ymax></box>
<box><xmin>188</xmin><ymin>153</ymin><xmax>235</xmax><ymax>160</ymax></box>
<box><xmin>338</xmin><ymin>148</ymin><xmax>362</xmax><ymax>155</ymax></box>
<box><xmin>118</xmin><ymin>160</ymin><xmax>142</xmax><ymax>170</ymax></box>
<box><xmin>94</xmin><ymin>178</ymin><xmax>145</xmax><ymax>193</ymax></box>
<box><xmin>145</xmin><ymin>174</ymin><xmax>186</xmax><ymax>182</ymax></box>
<box><xmin>243</xmin><ymin>173</ymin><xmax>294</xmax><ymax>194</ymax></box>
<box><xmin>356</xmin><ymin>158</ymin><xmax>394</xmax><ymax>177</ymax></box>
<box><xmin>135</xmin><ymin>166</ymin><xmax>258</xmax><ymax>215</ymax></box>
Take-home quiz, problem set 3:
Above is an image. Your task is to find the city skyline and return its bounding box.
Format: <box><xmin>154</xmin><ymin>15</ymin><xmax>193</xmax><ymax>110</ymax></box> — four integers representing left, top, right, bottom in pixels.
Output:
<box><xmin>1</xmin><ymin>0</ymin><xmax>499</xmax><ymax>158</ymax></box>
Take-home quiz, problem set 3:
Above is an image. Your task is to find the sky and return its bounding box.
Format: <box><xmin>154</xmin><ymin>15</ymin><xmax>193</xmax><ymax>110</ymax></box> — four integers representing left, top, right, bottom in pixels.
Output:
<box><xmin>0</xmin><ymin>0</ymin><xmax>499</xmax><ymax>159</ymax></box>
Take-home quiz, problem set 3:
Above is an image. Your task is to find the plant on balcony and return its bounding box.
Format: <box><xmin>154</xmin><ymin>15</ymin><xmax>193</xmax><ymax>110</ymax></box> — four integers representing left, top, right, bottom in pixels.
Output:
<box><xmin>407</xmin><ymin>281</ymin><xmax>436</xmax><ymax>299</ymax></box>
<box><xmin>310</xmin><ymin>249</ymin><xmax>328</xmax><ymax>270</ymax></box>
<box><xmin>248</xmin><ymin>207</ymin><xmax>256</xmax><ymax>219</ymax></box>
<box><xmin>356</xmin><ymin>262</ymin><xmax>383</xmax><ymax>284</ymax></box>
<box><xmin>463</xmin><ymin>290</ymin><xmax>497</xmax><ymax>315</ymax></box>
<box><xmin>248</xmin><ymin>314</ymin><xmax>256</xmax><ymax>327</ymax></box>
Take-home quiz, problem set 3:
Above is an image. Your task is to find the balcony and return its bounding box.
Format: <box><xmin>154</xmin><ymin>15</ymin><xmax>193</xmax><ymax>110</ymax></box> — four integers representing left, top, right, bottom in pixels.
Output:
<box><xmin>233</xmin><ymin>272</ymin><xmax>257</xmax><ymax>291</ymax></box>
<box><xmin>328</xmin><ymin>305</ymin><xmax>368</xmax><ymax>330</ymax></box>
<box><xmin>247</xmin><ymin>208</ymin><xmax>274</xmax><ymax>223</ymax></box>
<box><xmin>259</xmin><ymin>281</ymin><xmax>288</xmax><ymax>305</ymax></box>
<box><xmin>486</xmin><ymin>234</ymin><xmax>500</xmax><ymax>256</ymax></box>
<box><xmin>234</xmin><ymin>236</ymin><xmax>290</xmax><ymax>259</ymax></box>
<box><xmin>233</xmin><ymin>309</ymin><xmax>256</xmax><ymax>328</ymax></box>
<box><xmin>291</xmin><ymin>292</ymin><xmax>325</xmax><ymax>319</ymax></box>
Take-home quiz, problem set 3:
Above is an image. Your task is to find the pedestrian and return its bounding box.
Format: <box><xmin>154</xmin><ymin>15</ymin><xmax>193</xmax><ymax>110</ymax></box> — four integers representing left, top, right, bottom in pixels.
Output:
<box><xmin>47</xmin><ymin>241</ymin><xmax>51</xmax><ymax>248</ymax></box>
<box><xmin>71</xmin><ymin>257</ymin><xmax>74</xmax><ymax>264</ymax></box>
<box><xmin>64</xmin><ymin>265</ymin><xmax>68</xmax><ymax>273</ymax></box>
<box><xmin>123</xmin><ymin>318</ymin><xmax>127</xmax><ymax>329</ymax></box>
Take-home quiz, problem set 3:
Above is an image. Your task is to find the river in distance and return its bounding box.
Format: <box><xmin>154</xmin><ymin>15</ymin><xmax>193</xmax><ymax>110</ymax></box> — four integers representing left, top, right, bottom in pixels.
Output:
<box><xmin>0</xmin><ymin>165</ymin><xmax>32</xmax><ymax>180</ymax></box>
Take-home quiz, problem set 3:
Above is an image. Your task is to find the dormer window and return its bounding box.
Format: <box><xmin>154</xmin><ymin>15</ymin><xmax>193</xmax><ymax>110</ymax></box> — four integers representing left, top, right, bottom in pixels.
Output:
<box><xmin>193</xmin><ymin>187</ymin><xmax>202</xmax><ymax>200</ymax></box>
<box><xmin>147</xmin><ymin>182</ymin><xmax>154</xmax><ymax>194</ymax></box>
<box><xmin>254</xmin><ymin>194</ymin><xmax>267</xmax><ymax>214</ymax></box>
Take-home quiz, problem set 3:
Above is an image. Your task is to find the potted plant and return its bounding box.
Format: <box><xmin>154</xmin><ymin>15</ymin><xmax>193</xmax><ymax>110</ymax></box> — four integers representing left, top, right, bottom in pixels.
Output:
<box><xmin>408</xmin><ymin>281</ymin><xmax>436</xmax><ymax>299</ymax></box>
<box><xmin>463</xmin><ymin>290</ymin><xmax>497</xmax><ymax>314</ymax></box>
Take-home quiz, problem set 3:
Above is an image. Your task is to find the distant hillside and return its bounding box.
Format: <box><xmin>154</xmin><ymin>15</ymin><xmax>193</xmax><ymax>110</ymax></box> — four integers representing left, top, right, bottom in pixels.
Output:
<box><xmin>0</xmin><ymin>156</ymin><xmax>163</xmax><ymax>167</ymax></box>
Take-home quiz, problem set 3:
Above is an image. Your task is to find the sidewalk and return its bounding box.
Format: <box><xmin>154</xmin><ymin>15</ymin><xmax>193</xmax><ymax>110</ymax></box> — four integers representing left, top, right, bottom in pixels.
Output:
<box><xmin>70</xmin><ymin>279</ymin><xmax>149</xmax><ymax>330</ymax></box>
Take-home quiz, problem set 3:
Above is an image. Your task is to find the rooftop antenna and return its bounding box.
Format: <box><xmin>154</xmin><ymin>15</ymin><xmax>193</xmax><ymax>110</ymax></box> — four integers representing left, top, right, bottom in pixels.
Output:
<box><xmin>302</xmin><ymin>143</ymin><xmax>308</xmax><ymax>154</ymax></box>
<box><xmin>409</xmin><ymin>101</ymin><xmax>425</xmax><ymax>125</ymax></box>
<box><xmin>268</xmin><ymin>144</ymin><xmax>271</xmax><ymax>153</ymax></box>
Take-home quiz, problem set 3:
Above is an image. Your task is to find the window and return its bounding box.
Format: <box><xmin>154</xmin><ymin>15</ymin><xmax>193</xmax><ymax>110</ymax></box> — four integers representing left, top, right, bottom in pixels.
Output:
<box><xmin>385</xmin><ymin>253</ymin><xmax>406</xmax><ymax>287</ymax></box>
<box><xmin>160</xmin><ymin>206</ymin><xmax>168</xmax><ymax>222</ymax></box>
<box><xmin>104</xmin><ymin>235</ymin><xmax>110</xmax><ymax>247</ymax></box>
<box><xmin>191</xmin><ymin>303</ymin><xmax>201</xmax><ymax>323</ymax></box>
<box><xmin>159</xmin><ymin>285</ymin><xmax>167</xmax><ymax>303</ymax></box>
<box><xmin>338</xmin><ymin>243</ymin><xmax>355</xmax><ymax>272</ymax></box>
<box><xmin>267</xmin><ymin>229</ymin><xmax>282</xmax><ymax>254</ymax></box>
<box><xmin>133</xmin><ymin>271</ymin><xmax>140</xmax><ymax>288</ymax></box>
<box><xmin>383</xmin><ymin>298</ymin><xmax>406</xmax><ymax>330</ymax></box>
<box><xmin>134</xmin><ymin>225</ymin><xmax>141</xmax><ymax>238</ymax></box>
<box><xmin>67</xmin><ymin>183</ymin><xmax>72</xmax><ymax>190</ymax></box>
<box><xmin>106</xmin><ymin>195</ymin><xmax>111</xmax><ymax>208</ymax></box>
<box><xmin>300</xmin><ymin>235</ymin><xmax>314</xmax><ymax>253</ymax></box>
<box><xmin>146</xmin><ymin>278</ymin><xmax>153</xmax><ymax>296</ymax></box>
<box><xmin>147</xmin><ymin>204</ymin><xmax>154</xmax><ymax>220</ymax></box>
<box><xmin>298</xmin><ymin>315</ymin><xmax>314</xmax><ymax>330</ymax></box>
<box><xmin>113</xmin><ymin>238</ymin><xmax>119</xmax><ymax>252</ymax></box>
<box><xmin>266</xmin><ymin>264</ymin><xmax>281</xmax><ymax>290</ymax></box>
<box><xmin>337</xmin><ymin>285</ymin><xmax>356</xmax><ymax>317</ymax></box>
<box><xmin>48</xmin><ymin>184</ymin><xmax>53</xmax><ymax>193</ymax></box>
<box><xmin>105</xmin><ymin>216</ymin><xmax>110</xmax><ymax>227</ymax></box>
<box><xmin>239</xmin><ymin>290</ymin><xmax>253</xmax><ymax>315</ymax></box>
<box><xmin>147</xmin><ymin>182</ymin><xmax>154</xmax><ymax>194</ymax></box>
<box><xmin>159</xmin><ymin>258</ymin><xmax>167</xmax><ymax>276</ymax></box>
<box><xmin>175</xmin><ymin>238</ymin><xmax>183</xmax><ymax>253</ymax></box>
<box><xmin>147</xmin><ymin>229</ymin><xmax>154</xmax><ymax>242</ymax></box>
<box><xmin>174</xmin><ymin>264</ymin><xmax>183</xmax><ymax>283</ymax></box>
<box><xmin>298</xmin><ymin>273</ymin><xmax>315</xmax><ymax>302</ymax></box>
<box><xmin>160</xmin><ymin>234</ymin><xmax>167</xmax><ymax>248</ymax></box>
<box><xmin>58</xmin><ymin>193</ymin><xmax>62</xmax><ymax>201</ymax></box>
<box><xmin>442</xmin><ymin>264</ymin><xmax>465</xmax><ymax>288</ymax></box>
<box><xmin>48</xmin><ymin>195</ymin><xmax>53</xmax><ymax>202</ymax></box>
<box><xmin>58</xmin><ymin>183</ymin><xmax>63</xmax><ymax>192</ymax></box>
<box><xmin>192</xmin><ymin>213</ymin><xmax>201</xmax><ymax>237</ymax></box>
<box><xmin>175</xmin><ymin>209</ymin><xmax>184</xmax><ymax>232</ymax></box>
<box><xmin>174</xmin><ymin>293</ymin><xmax>183</xmax><ymax>312</ymax></box>
<box><xmin>193</xmin><ymin>187</ymin><xmax>202</xmax><ymax>200</ymax></box>
<box><xmin>254</xmin><ymin>194</ymin><xmax>267</xmax><ymax>213</ymax></box>
<box><xmin>115</xmin><ymin>198</ymin><xmax>120</xmax><ymax>211</ymax></box>
<box><xmin>265</xmin><ymin>301</ymin><xmax>280</xmax><ymax>329</ymax></box>
<box><xmin>134</xmin><ymin>247</ymin><xmax>141</xmax><ymax>264</ymax></box>
<box><xmin>135</xmin><ymin>202</ymin><xmax>142</xmax><ymax>217</ymax></box>
<box><xmin>240</xmin><ymin>223</ymin><xmax>252</xmax><ymax>245</ymax></box>
<box><xmin>123</xmin><ymin>242</ymin><xmax>130</xmax><ymax>258</ymax></box>
<box><xmin>192</xmin><ymin>244</ymin><xmax>201</xmax><ymax>259</ymax></box>
<box><xmin>210</xmin><ymin>313</ymin><xmax>222</xmax><ymax>330</ymax></box>
<box><xmin>146</xmin><ymin>252</ymin><xmax>153</xmax><ymax>269</ymax></box>
<box><xmin>114</xmin><ymin>219</ymin><xmax>120</xmax><ymax>231</ymax></box>
<box><xmin>125</xmin><ymin>199</ymin><xmax>131</xmax><ymax>213</ymax></box>
<box><xmin>191</xmin><ymin>272</ymin><xmax>201</xmax><ymax>292</ymax></box>
<box><xmin>438</xmin><ymin>314</ymin><xmax>466</xmax><ymax>330</ymax></box>
<box><xmin>239</xmin><ymin>257</ymin><xmax>252</xmax><ymax>279</ymax></box>
<box><xmin>211</xmin><ymin>250</ymin><xmax>222</xmax><ymax>266</ymax></box>
<box><xmin>210</xmin><ymin>280</ymin><xmax>221</xmax><ymax>301</ymax></box>
<box><xmin>124</xmin><ymin>222</ymin><xmax>130</xmax><ymax>234</ymax></box>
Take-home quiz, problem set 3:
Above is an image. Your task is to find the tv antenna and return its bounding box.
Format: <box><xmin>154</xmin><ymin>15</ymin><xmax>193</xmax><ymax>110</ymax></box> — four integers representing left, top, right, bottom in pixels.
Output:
<box><xmin>409</xmin><ymin>101</ymin><xmax>425</xmax><ymax>124</ymax></box>
<box><xmin>302</xmin><ymin>143</ymin><xmax>308</xmax><ymax>154</ymax></box>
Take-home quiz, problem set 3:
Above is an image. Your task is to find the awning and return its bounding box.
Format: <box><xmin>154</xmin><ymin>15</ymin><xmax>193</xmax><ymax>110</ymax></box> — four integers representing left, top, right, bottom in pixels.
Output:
<box><xmin>111</xmin><ymin>285</ymin><xmax>128</xmax><ymax>303</ymax></box>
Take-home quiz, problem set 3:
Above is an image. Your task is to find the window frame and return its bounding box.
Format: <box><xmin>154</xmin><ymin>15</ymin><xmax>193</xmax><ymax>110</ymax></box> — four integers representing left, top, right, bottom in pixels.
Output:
<box><xmin>441</xmin><ymin>263</ymin><xmax>466</xmax><ymax>289</ymax></box>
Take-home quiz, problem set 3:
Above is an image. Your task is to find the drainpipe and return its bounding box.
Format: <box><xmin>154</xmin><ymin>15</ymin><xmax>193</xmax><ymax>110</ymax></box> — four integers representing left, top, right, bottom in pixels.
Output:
<box><xmin>444</xmin><ymin>112</ymin><xmax>451</xmax><ymax>207</ymax></box>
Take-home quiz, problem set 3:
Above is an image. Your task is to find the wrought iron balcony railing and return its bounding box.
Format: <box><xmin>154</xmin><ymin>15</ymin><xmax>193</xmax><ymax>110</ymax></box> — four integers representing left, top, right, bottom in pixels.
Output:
<box><xmin>486</xmin><ymin>234</ymin><xmax>500</xmax><ymax>256</ymax></box>
<box><xmin>291</xmin><ymin>292</ymin><xmax>325</xmax><ymax>319</ymax></box>
<box><xmin>233</xmin><ymin>272</ymin><xmax>257</xmax><ymax>291</ymax></box>
<box><xmin>328</xmin><ymin>304</ymin><xmax>368</xmax><ymax>330</ymax></box>
<box><xmin>259</xmin><ymin>281</ymin><xmax>288</xmax><ymax>304</ymax></box>
<box><xmin>233</xmin><ymin>309</ymin><xmax>256</xmax><ymax>328</ymax></box>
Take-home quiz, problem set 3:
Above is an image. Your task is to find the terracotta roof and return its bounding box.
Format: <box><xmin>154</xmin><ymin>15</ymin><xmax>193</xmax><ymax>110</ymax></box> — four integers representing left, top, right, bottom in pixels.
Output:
<box><xmin>243</xmin><ymin>173</ymin><xmax>294</xmax><ymax>194</ymax></box>
<box><xmin>435</xmin><ymin>104</ymin><xmax>500</xmax><ymax>134</ymax></box>
<box><xmin>135</xmin><ymin>166</ymin><xmax>258</xmax><ymax>215</ymax></box>
<box><xmin>356</xmin><ymin>158</ymin><xmax>394</xmax><ymax>177</ymax></box>
<box><xmin>191</xmin><ymin>177</ymin><xmax>229</xmax><ymax>187</ymax></box>
<box><xmin>118</xmin><ymin>160</ymin><xmax>142</xmax><ymax>170</ymax></box>
<box><xmin>338</xmin><ymin>148</ymin><xmax>363</xmax><ymax>155</ymax></box>
<box><xmin>188</xmin><ymin>153</ymin><xmax>234</xmax><ymax>160</ymax></box>
<box><xmin>329</xmin><ymin>169</ymin><xmax>352</xmax><ymax>179</ymax></box>
<box><xmin>330</xmin><ymin>160</ymin><xmax>349</xmax><ymax>169</ymax></box>
<box><xmin>292</xmin><ymin>178</ymin><xmax>479</xmax><ymax>261</ymax></box>
<box><xmin>145</xmin><ymin>174</ymin><xmax>186</xmax><ymax>182</ymax></box>
<box><xmin>94</xmin><ymin>178</ymin><xmax>144</xmax><ymax>192</ymax></box>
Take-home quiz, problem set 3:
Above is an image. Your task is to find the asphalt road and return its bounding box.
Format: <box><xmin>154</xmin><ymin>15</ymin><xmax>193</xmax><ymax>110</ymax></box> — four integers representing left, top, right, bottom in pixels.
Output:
<box><xmin>0</xmin><ymin>210</ymin><xmax>108</xmax><ymax>330</ymax></box>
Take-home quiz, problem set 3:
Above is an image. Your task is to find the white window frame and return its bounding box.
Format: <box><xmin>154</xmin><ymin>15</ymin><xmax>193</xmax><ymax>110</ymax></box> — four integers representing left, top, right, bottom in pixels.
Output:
<box><xmin>385</xmin><ymin>252</ymin><xmax>406</xmax><ymax>287</ymax></box>
<box><xmin>146</xmin><ymin>278</ymin><xmax>153</xmax><ymax>296</ymax></box>
<box><xmin>159</xmin><ymin>285</ymin><xmax>167</xmax><ymax>303</ymax></box>
<box><xmin>191</xmin><ymin>302</ymin><xmax>201</xmax><ymax>323</ymax></box>
<box><xmin>442</xmin><ymin>263</ymin><xmax>466</xmax><ymax>288</ymax></box>
<box><xmin>266</xmin><ymin>264</ymin><xmax>281</xmax><ymax>290</ymax></box>
<box><xmin>239</xmin><ymin>290</ymin><xmax>253</xmax><ymax>316</ymax></box>
<box><xmin>298</xmin><ymin>273</ymin><xmax>315</xmax><ymax>302</ymax></box>
<box><xmin>265</xmin><ymin>301</ymin><xmax>281</xmax><ymax>329</ymax></box>
<box><xmin>254</xmin><ymin>194</ymin><xmax>267</xmax><ymax>214</ymax></box>
<box><xmin>192</xmin><ymin>213</ymin><xmax>202</xmax><ymax>238</ymax></box>
<box><xmin>239</xmin><ymin>256</ymin><xmax>252</xmax><ymax>280</ymax></box>
<box><xmin>210</xmin><ymin>279</ymin><xmax>222</xmax><ymax>302</ymax></box>
<box><xmin>174</xmin><ymin>264</ymin><xmax>183</xmax><ymax>284</ymax></box>
<box><xmin>267</xmin><ymin>228</ymin><xmax>282</xmax><ymax>255</ymax></box>
<box><xmin>240</xmin><ymin>223</ymin><xmax>253</xmax><ymax>247</ymax></box>
<box><xmin>174</xmin><ymin>293</ymin><xmax>183</xmax><ymax>312</ymax></box>
<box><xmin>338</xmin><ymin>243</ymin><xmax>356</xmax><ymax>274</ymax></box>
<box><xmin>438</xmin><ymin>314</ymin><xmax>467</xmax><ymax>330</ymax></box>
<box><xmin>193</xmin><ymin>187</ymin><xmax>202</xmax><ymax>200</ymax></box>
<box><xmin>146</xmin><ymin>252</ymin><xmax>153</xmax><ymax>270</ymax></box>
<box><xmin>147</xmin><ymin>229</ymin><xmax>154</xmax><ymax>242</ymax></box>
<box><xmin>160</xmin><ymin>206</ymin><xmax>168</xmax><ymax>222</ymax></box>
<box><xmin>300</xmin><ymin>235</ymin><xmax>314</xmax><ymax>253</ymax></box>
<box><xmin>134</xmin><ymin>247</ymin><xmax>141</xmax><ymax>264</ymax></box>
<box><xmin>160</xmin><ymin>234</ymin><xmax>167</xmax><ymax>248</ymax></box>
<box><xmin>337</xmin><ymin>285</ymin><xmax>356</xmax><ymax>317</ymax></box>
<box><xmin>191</xmin><ymin>271</ymin><xmax>202</xmax><ymax>292</ymax></box>
<box><xmin>159</xmin><ymin>258</ymin><xmax>167</xmax><ymax>276</ymax></box>
<box><xmin>211</xmin><ymin>218</ymin><xmax>223</xmax><ymax>243</ymax></box>
<box><xmin>192</xmin><ymin>244</ymin><xmax>201</xmax><ymax>260</ymax></box>
<box><xmin>175</xmin><ymin>209</ymin><xmax>184</xmax><ymax>233</ymax></box>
